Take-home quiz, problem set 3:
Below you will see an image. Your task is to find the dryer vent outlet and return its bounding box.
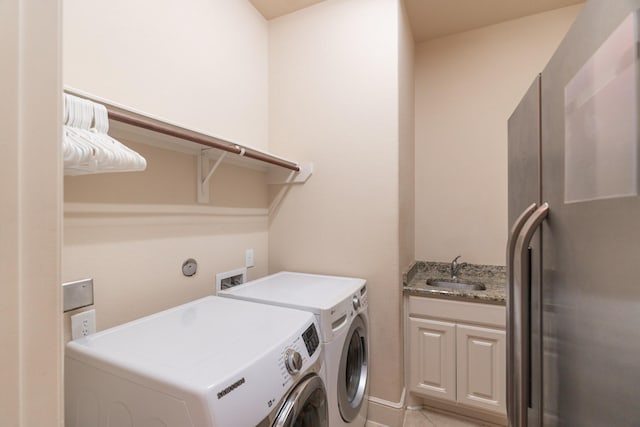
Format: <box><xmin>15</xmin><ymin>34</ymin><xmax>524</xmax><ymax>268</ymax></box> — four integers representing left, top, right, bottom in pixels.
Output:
<box><xmin>215</xmin><ymin>267</ymin><xmax>247</xmax><ymax>293</ymax></box>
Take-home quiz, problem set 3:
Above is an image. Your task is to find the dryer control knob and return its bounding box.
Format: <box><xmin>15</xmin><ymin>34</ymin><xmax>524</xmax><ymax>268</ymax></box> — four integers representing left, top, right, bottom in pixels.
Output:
<box><xmin>352</xmin><ymin>295</ymin><xmax>361</xmax><ymax>311</ymax></box>
<box><xmin>285</xmin><ymin>349</ymin><xmax>303</xmax><ymax>375</ymax></box>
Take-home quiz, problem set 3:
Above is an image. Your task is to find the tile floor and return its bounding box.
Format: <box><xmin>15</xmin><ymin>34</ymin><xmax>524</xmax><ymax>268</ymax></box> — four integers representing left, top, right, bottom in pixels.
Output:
<box><xmin>403</xmin><ymin>408</ymin><xmax>497</xmax><ymax>427</ymax></box>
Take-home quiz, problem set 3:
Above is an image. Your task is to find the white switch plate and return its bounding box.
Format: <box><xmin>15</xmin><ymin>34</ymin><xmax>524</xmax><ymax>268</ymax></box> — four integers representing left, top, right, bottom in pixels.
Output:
<box><xmin>245</xmin><ymin>248</ymin><xmax>254</xmax><ymax>268</ymax></box>
<box><xmin>63</xmin><ymin>278</ymin><xmax>94</xmax><ymax>312</ymax></box>
<box><xmin>71</xmin><ymin>309</ymin><xmax>96</xmax><ymax>340</ymax></box>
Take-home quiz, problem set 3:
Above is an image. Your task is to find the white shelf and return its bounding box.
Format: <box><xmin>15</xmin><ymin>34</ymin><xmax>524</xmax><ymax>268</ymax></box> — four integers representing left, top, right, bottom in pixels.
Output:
<box><xmin>64</xmin><ymin>87</ymin><xmax>313</xmax><ymax>202</ymax></box>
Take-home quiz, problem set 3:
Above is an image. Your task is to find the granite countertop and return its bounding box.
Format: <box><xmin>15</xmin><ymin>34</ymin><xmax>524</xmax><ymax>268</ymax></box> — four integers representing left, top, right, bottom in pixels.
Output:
<box><xmin>403</xmin><ymin>261</ymin><xmax>506</xmax><ymax>305</ymax></box>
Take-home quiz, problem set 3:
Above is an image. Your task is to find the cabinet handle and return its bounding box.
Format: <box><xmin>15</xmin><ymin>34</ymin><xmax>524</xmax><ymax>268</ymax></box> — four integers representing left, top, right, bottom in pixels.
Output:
<box><xmin>506</xmin><ymin>203</ymin><xmax>537</xmax><ymax>425</ymax></box>
<box><xmin>511</xmin><ymin>203</ymin><xmax>549</xmax><ymax>427</ymax></box>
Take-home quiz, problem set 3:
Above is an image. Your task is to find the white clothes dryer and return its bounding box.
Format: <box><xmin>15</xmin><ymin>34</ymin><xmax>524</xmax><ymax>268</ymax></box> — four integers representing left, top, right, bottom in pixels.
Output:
<box><xmin>65</xmin><ymin>296</ymin><xmax>327</xmax><ymax>427</ymax></box>
<box><xmin>219</xmin><ymin>271</ymin><xmax>370</xmax><ymax>427</ymax></box>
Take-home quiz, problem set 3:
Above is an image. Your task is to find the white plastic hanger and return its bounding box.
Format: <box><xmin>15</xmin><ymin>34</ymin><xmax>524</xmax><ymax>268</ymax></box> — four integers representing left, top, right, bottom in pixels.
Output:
<box><xmin>63</xmin><ymin>93</ymin><xmax>146</xmax><ymax>175</ymax></box>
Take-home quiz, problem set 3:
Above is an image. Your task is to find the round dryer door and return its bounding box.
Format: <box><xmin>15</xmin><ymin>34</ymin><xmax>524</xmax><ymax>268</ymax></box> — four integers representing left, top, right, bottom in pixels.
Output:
<box><xmin>273</xmin><ymin>374</ymin><xmax>328</xmax><ymax>427</ymax></box>
<box><xmin>338</xmin><ymin>314</ymin><xmax>368</xmax><ymax>422</ymax></box>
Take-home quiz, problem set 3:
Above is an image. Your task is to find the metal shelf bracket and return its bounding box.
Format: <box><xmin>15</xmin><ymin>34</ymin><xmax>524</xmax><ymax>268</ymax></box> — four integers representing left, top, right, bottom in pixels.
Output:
<box><xmin>197</xmin><ymin>150</ymin><xmax>227</xmax><ymax>204</ymax></box>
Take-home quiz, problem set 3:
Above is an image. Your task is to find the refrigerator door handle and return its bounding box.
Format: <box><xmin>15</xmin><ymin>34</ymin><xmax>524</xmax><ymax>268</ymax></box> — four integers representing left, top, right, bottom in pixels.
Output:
<box><xmin>506</xmin><ymin>203</ymin><xmax>537</xmax><ymax>425</ymax></box>
<box><xmin>512</xmin><ymin>202</ymin><xmax>549</xmax><ymax>427</ymax></box>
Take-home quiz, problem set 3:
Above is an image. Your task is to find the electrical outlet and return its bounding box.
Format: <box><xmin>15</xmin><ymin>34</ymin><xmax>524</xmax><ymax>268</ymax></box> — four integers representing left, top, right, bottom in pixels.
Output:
<box><xmin>245</xmin><ymin>249</ymin><xmax>254</xmax><ymax>268</ymax></box>
<box><xmin>71</xmin><ymin>309</ymin><xmax>96</xmax><ymax>340</ymax></box>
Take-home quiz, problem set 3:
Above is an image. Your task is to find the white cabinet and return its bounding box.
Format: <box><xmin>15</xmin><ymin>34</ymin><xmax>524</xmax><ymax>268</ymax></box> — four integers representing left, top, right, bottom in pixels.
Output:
<box><xmin>407</xmin><ymin>296</ymin><xmax>506</xmax><ymax>418</ymax></box>
<box><xmin>409</xmin><ymin>317</ymin><xmax>456</xmax><ymax>401</ymax></box>
<box><xmin>456</xmin><ymin>324</ymin><xmax>506</xmax><ymax>414</ymax></box>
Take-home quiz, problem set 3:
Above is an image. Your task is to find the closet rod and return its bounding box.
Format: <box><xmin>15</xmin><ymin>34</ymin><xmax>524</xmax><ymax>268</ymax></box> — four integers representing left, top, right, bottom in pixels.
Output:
<box><xmin>107</xmin><ymin>109</ymin><xmax>300</xmax><ymax>172</ymax></box>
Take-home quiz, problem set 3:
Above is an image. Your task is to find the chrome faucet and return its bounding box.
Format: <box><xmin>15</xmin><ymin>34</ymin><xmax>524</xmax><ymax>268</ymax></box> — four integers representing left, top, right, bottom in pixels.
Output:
<box><xmin>451</xmin><ymin>255</ymin><xmax>467</xmax><ymax>280</ymax></box>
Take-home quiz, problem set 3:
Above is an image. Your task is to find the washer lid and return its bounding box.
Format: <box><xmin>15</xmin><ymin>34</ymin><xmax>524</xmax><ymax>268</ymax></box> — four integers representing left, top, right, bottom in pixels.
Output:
<box><xmin>219</xmin><ymin>271</ymin><xmax>366</xmax><ymax>312</ymax></box>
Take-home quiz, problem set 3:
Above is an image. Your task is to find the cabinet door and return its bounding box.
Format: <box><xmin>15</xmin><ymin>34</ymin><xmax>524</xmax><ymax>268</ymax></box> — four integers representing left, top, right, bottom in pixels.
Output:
<box><xmin>456</xmin><ymin>324</ymin><xmax>506</xmax><ymax>414</ymax></box>
<box><xmin>409</xmin><ymin>317</ymin><xmax>456</xmax><ymax>402</ymax></box>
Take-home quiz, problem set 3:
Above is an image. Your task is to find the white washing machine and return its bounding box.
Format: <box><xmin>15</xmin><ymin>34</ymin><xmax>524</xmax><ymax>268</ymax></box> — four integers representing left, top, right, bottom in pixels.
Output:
<box><xmin>65</xmin><ymin>296</ymin><xmax>327</xmax><ymax>427</ymax></box>
<box><xmin>219</xmin><ymin>271</ymin><xmax>369</xmax><ymax>427</ymax></box>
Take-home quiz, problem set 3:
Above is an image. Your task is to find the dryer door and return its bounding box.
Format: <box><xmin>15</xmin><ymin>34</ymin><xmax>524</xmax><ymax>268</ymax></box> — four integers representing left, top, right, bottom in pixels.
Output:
<box><xmin>338</xmin><ymin>314</ymin><xmax>368</xmax><ymax>422</ymax></box>
<box><xmin>273</xmin><ymin>374</ymin><xmax>328</xmax><ymax>427</ymax></box>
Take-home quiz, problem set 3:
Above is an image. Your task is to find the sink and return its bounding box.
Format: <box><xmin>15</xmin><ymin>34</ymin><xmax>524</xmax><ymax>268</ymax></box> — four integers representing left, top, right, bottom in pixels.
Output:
<box><xmin>426</xmin><ymin>279</ymin><xmax>486</xmax><ymax>291</ymax></box>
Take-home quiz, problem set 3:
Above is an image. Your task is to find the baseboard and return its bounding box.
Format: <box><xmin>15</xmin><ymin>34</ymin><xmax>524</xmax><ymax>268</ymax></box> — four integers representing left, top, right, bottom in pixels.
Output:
<box><xmin>366</xmin><ymin>389</ymin><xmax>406</xmax><ymax>427</ymax></box>
<box><xmin>419</xmin><ymin>399</ymin><xmax>507</xmax><ymax>426</ymax></box>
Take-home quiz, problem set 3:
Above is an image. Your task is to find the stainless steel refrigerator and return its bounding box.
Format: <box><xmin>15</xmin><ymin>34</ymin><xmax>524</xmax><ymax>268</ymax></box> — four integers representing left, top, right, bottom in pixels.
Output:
<box><xmin>507</xmin><ymin>1</ymin><xmax>640</xmax><ymax>426</ymax></box>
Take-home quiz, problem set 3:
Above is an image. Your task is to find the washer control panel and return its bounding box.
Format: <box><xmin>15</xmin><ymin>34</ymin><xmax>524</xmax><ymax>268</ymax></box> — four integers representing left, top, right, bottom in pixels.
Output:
<box><xmin>284</xmin><ymin>349</ymin><xmax>303</xmax><ymax>375</ymax></box>
<box><xmin>349</xmin><ymin>285</ymin><xmax>368</xmax><ymax>316</ymax></box>
<box><xmin>277</xmin><ymin>322</ymin><xmax>320</xmax><ymax>385</ymax></box>
<box><xmin>358</xmin><ymin>285</ymin><xmax>368</xmax><ymax>311</ymax></box>
<box><xmin>302</xmin><ymin>323</ymin><xmax>320</xmax><ymax>357</ymax></box>
<box><xmin>278</xmin><ymin>340</ymin><xmax>305</xmax><ymax>384</ymax></box>
<box><xmin>352</xmin><ymin>295</ymin><xmax>361</xmax><ymax>311</ymax></box>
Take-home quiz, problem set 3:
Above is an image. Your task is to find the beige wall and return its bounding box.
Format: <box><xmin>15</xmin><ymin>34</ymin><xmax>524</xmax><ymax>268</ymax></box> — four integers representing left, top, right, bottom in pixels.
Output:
<box><xmin>62</xmin><ymin>141</ymin><xmax>270</xmax><ymax>335</ymax></box>
<box><xmin>62</xmin><ymin>204</ymin><xmax>269</xmax><ymax>336</ymax></box>
<box><xmin>267</xmin><ymin>0</ymin><xmax>404</xmax><ymax>408</ymax></box>
<box><xmin>62</xmin><ymin>1</ymin><xmax>271</xmax><ymax>336</ymax></box>
<box><xmin>414</xmin><ymin>5</ymin><xmax>582</xmax><ymax>265</ymax></box>
<box><xmin>64</xmin><ymin>0</ymin><xmax>269</xmax><ymax>150</ymax></box>
<box><xmin>399</xmin><ymin>0</ymin><xmax>416</xmax><ymax>276</ymax></box>
<box><xmin>0</xmin><ymin>0</ymin><xmax>63</xmax><ymax>425</ymax></box>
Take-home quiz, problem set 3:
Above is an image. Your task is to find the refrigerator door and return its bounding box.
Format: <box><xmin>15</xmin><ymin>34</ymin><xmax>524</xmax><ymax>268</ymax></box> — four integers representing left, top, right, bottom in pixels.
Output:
<box><xmin>507</xmin><ymin>76</ymin><xmax>543</xmax><ymax>427</ymax></box>
<box><xmin>508</xmin><ymin>75</ymin><xmax>541</xmax><ymax>229</ymax></box>
<box><xmin>540</xmin><ymin>1</ymin><xmax>640</xmax><ymax>426</ymax></box>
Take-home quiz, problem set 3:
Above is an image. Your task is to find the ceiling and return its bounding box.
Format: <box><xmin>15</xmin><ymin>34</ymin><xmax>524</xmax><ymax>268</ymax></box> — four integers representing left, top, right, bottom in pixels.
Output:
<box><xmin>249</xmin><ymin>0</ymin><xmax>326</xmax><ymax>20</ymax></box>
<box><xmin>249</xmin><ymin>0</ymin><xmax>584</xmax><ymax>42</ymax></box>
